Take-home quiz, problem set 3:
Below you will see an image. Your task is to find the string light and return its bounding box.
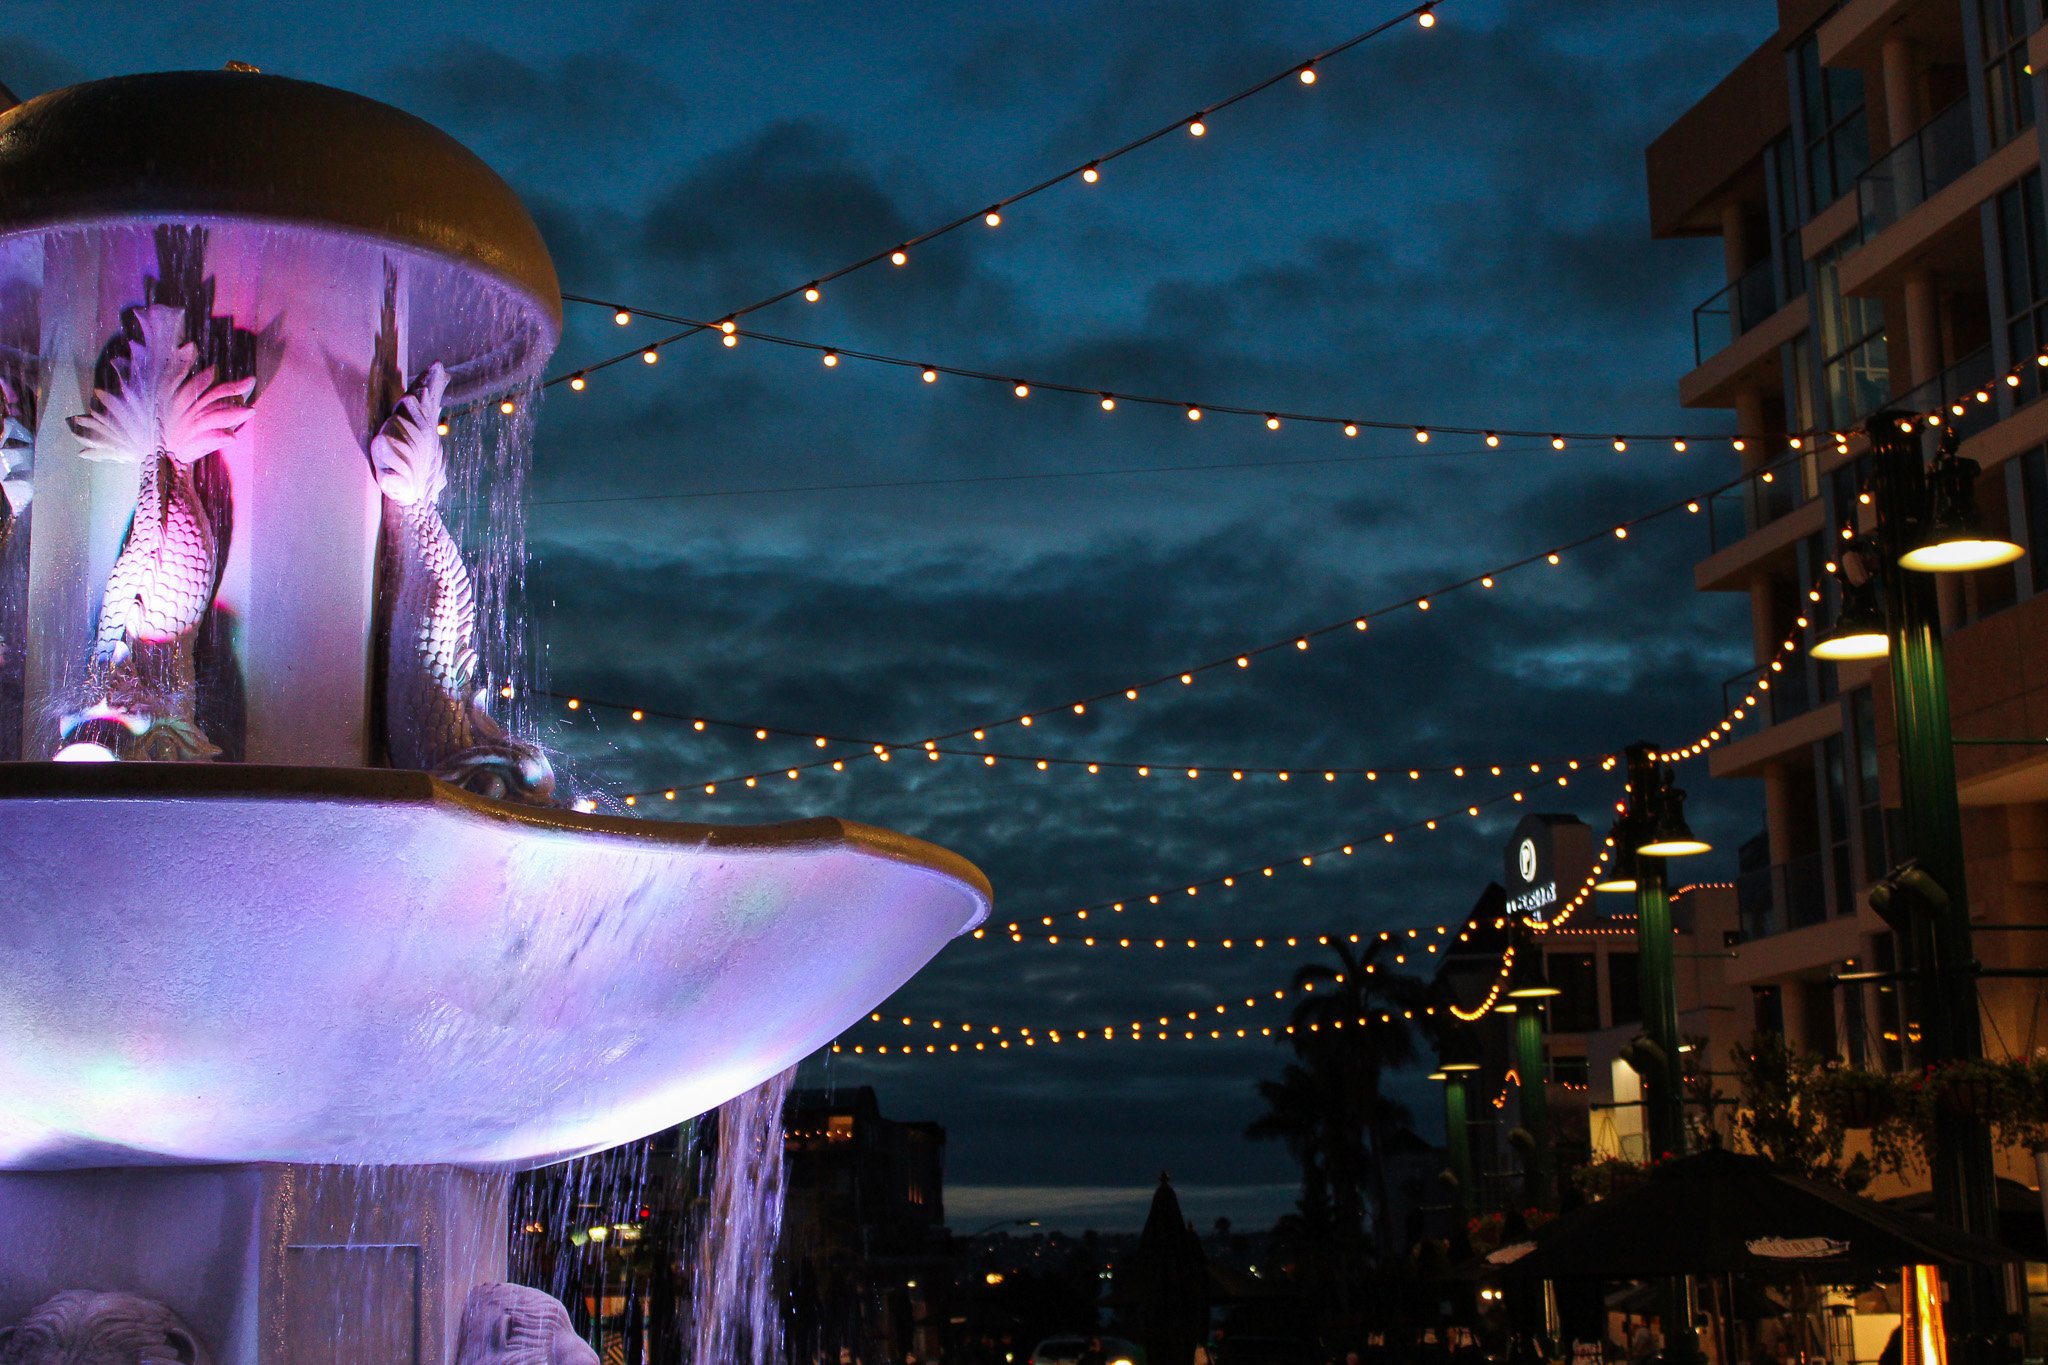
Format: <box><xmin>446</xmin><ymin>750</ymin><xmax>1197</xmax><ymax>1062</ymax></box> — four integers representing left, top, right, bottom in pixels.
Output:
<box><xmin>547</xmin><ymin>301</ymin><xmax>1806</xmax><ymax>449</ymax></box>
<box><xmin>566</xmin><ymin>452</ymin><xmax>1810</xmax><ymax>805</ymax></box>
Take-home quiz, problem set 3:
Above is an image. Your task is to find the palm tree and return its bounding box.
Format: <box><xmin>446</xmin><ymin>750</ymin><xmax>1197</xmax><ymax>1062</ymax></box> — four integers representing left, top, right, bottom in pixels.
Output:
<box><xmin>1283</xmin><ymin>938</ymin><xmax>1433</xmax><ymax>1261</ymax></box>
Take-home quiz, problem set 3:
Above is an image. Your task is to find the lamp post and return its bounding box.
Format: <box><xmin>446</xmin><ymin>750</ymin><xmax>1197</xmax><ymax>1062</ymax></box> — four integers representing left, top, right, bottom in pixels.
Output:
<box><xmin>1609</xmin><ymin>743</ymin><xmax>1712</xmax><ymax>1365</ymax></box>
<box><xmin>1438</xmin><ymin>1032</ymin><xmax>1482</xmax><ymax>1219</ymax></box>
<box><xmin>1507</xmin><ymin>940</ymin><xmax>1560</xmax><ymax>1210</ymax></box>
<box><xmin>1817</xmin><ymin>415</ymin><xmax>2015</xmax><ymax>1361</ymax></box>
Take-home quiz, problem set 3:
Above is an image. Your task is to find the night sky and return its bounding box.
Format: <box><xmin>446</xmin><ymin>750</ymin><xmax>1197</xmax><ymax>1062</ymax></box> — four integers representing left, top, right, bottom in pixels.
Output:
<box><xmin>8</xmin><ymin>0</ymin><xmax>1777</xmax><ymax>1231</ymax></box>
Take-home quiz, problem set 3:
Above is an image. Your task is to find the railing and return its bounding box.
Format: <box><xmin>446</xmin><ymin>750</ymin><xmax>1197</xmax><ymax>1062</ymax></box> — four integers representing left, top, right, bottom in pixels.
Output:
<box><xmin>1857</xmin><ymin>97</ymin><xmax>1977</xmax><ymax>239</ymax></box>
<box><xmin>1736</xmin><ymin>851</ymin><xmax>1827</xmax><ymax>942</ymax></box>
<box><xmin>1706</xmin><ymin>451</ymin><xmax>1820</xmax><ymax>553</ymax></box>
<box><xmin>1719</xmin><ymin>654</ymin><xmax>1814</xmax><ymax>740</ymax></box>
<box><xmin>1693</xmin><ymin>257</ymin><xmax>1782</xmax><ymax>365</ymax></box>
<box><xmin>1889</xmin><ymin>344</ymin><xmax>1996</xmax><ymax>442</ymax></box>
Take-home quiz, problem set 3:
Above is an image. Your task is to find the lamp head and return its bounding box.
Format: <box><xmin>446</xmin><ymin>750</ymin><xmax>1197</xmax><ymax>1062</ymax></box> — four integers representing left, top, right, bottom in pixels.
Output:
<box><xmin>1637</xmin><ymin>784</ymin><xmax>1711</xmax><ymax>857</ymax></box>
<box><xmin>1899</xmin><ymin>450</ymin><xmax>2023</xmax><ymax>573</ymax></box>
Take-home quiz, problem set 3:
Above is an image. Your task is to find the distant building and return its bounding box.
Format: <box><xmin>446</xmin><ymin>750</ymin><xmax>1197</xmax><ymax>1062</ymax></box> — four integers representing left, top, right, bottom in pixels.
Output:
<box><xmin>783</xmin><ymin>1086</ymin><xmax>951</xmax><ymax>1362</ymax></box>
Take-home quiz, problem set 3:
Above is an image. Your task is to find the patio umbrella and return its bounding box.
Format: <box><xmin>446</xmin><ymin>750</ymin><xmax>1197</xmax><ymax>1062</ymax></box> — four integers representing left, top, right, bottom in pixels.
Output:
<box><xmin>1135</xmin><ymin>1174</ymin><xmax>1211</xmax><ymax>1365</ymax></box>
<box><xmin>1484</xmin><ymin>1149</ymin><xmax>2018</xmax><ymax>1279</ymax></box>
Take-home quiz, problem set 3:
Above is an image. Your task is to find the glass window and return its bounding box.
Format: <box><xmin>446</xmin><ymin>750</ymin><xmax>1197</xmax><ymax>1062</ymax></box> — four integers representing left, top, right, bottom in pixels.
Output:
<box><xmin>1999</xmin><ymin>173</ymin><xmax>2048</xmax><ymax>403</ymax></box>
<box><xmin>1766</xmin><ymin>134</ymin><xmax>1809</xmax><ymax>300</ymax></box>
<box><xmin>1981</xmin><ymin>0</ymin><xmax>2036</xmax><ymax>149</ymax></box>
<box><xmin>1547</xmin><ymin>953</ymin><xmax>1600</xmax><ymax>1032</ymax></box>
<box><xmin>1797</xmin><ymin>33</ymin><xmax>1871</xmax><ymax>207</ymax></box>
<box><xmin>1608</xmin><ymin>952</ymin><xmax>1641</xmax><ymax>1028</ymax></box>
<box><xmin>1813</xmin><ymin>236</ymin><xmax>1889</xmax><ymax>427</ymax></box>
<box><xmin>1848</xmin><ymin>686</ymin><xmax>1888</xmax><ymax>885</ymax></box>
<box><xmin>2022</xmin><ymin>445</ymin><xmax>2048</xmax><ymax>592</ymax></box>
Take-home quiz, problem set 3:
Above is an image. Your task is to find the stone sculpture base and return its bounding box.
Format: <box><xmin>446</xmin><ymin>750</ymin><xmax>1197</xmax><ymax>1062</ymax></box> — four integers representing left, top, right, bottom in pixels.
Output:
<box><xmin>0</xmin><ymin>1163</ymin><xmax>507</xmax><ymax>1364</ymax></box>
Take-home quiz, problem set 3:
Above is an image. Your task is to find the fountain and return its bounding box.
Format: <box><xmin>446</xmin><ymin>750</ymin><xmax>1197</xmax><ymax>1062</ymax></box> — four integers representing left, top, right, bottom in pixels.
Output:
<box><xmin>0</xmin><ymin>70</ymin><xmax>989</xmax><ymax>1362</ymax></box>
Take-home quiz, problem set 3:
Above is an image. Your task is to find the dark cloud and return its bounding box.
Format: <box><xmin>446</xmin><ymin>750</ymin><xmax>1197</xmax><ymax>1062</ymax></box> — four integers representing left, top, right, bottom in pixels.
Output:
<box><xmin>24</xmin><ymin>0</ymin><xmax>1781</xmax><ymax>1226</ymax></box>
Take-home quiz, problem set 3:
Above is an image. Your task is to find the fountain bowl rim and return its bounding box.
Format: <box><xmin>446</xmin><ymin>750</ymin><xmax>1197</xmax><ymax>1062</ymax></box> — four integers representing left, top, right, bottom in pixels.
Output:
<box><xmin>0</xmin><ymin>761</ymin><xmax>994</xmax><ymax>908</ymax></box>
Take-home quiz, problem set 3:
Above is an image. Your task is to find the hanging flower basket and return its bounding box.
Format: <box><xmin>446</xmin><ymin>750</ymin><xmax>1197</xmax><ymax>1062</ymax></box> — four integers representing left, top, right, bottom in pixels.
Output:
<box><xmin>1937</xmin><ymin>1071</ymin><xmax>2000</xmax><ymax>1118</ymax></box>
<box><xmin>1840</xmin><ymin>1086</ymin><xmax>1892</xmax><ymax>1129</ymax></box>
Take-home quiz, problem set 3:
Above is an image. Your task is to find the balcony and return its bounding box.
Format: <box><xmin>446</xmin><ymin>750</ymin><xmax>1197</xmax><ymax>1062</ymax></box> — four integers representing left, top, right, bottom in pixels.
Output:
<box><xmin>1856</xmin><ymin>97</ymin><xmax>1975</xmax><ymax>240</ymax></box>
<box><xmin>1705</xmin><ymin>453</ymin><xmax>1820</xmax><ymax>553</ymax></box>
<box><xmin>1736</xmin><ymin>851</ymin><xmax>1828</xmax><ymax>942</ymax></box>
<box><xmin>1693</xmin><ymin>258</ymin><xmax>1780</xmax><ymax>365</ymax></box>
<box><xmin>1891</xmin><ymin>345</ymin><xmax>1998</xmax><ymax>443</ymax></box>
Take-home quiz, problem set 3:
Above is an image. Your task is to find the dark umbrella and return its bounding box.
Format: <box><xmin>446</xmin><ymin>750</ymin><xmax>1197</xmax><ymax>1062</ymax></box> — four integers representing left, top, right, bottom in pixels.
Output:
<box><xmin>1136</xmin><ymin>1174</ymin><xmax>1210</xmax><ymax>1365</ymax></box>
<box><xmin>1485</xmin><ymin>1149</ymin><xmax>2018</xmax><ymax>1279</ymax></box>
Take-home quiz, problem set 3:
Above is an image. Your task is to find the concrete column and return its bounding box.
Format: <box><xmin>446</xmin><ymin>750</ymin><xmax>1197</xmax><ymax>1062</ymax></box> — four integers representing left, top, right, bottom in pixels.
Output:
<box><xmin>1734</xmin><ymin>390</ymin><xmax>1771</xmax><ymax>473</ymax></box>
<box><xmin>1882</xmin><ymin>36</ymin><xmax>1920</xmax><ymax>146</ymax></box>
<box><xmin>1721</xmin><ymin>201</ymin><xmax>1751</xmax><ymax>283</ymax></box>
<box><xmin>1764</xmin><ymin>763</ymin><xmax>1798</xmax><ymax>867</ymax></box>
<box><xmin>1904</xmin><ymin>270</ymin><xmax>1942</xmax><ymax>388</ymax></box>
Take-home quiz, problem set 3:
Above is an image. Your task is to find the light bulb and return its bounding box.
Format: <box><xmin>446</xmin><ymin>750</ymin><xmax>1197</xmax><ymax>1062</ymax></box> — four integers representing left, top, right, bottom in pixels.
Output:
<box><xmin>1343</xmin><ymin>423</ymin><xmax>1359</xmax><ymax>437</ymax></box>
<box><xmin>642</xmin><ymin>349</ymin><xmax>658</xmax><ymax>364</ymax></box>
<box><xmin>891</xmin><ymin>248</ymin><xmax>908</xmax><ymax>266</ymax></box>
<box><xmin>1189</xmin><ymin>118</ymin><xmax>1207</xmax><ymax>137</ymax></box>
<box><xmin>569</xmin><ymin>374</ymin><xmax>586</xmax><ymax>391</ymax></box>
<box><xmin>1551</xmin><ymin>435</ymin><xmax>1565</xmax><ymax>450</ymax></box>
<box><xmin>1187</xmin><ymin>407</ymin><xmax>1203</xmax><ymax>421</ymax></box>
<box><xmin>984</xmin><ymin>209</ymin><xmax>1002</xmax><ymax>227</ymax></box>
<box><xmin>822</xmin><ymin>351</ymin><xmax>839</xmax><ymax>367</ymax></box>
<box><xmin>1100</xmin><ymin>394</ymin><xmax>1116</xmax><ymax>411</ymax></box>
<box><xmin>1082</xmin><ymin>164</ymin><xmax>1101</xmax><ymax>183</ymax></box>
<box><xmin>722</xmin><ymin>334</ymin><xmax>737</xmax><ymax>348</ymax></box>
<box><xmin>435</xmin><ymin>421</ymin><xmax>450</xmax><ymax>436</ymax></box>
<box><xmin>1418</xmin><ymin>6</ymin><xmax>1436</xmax><ymax>25</ymax></box>
<box><xmin>720</xmin><ymin>318</ymin><xmax>737</xmax><ymax>334</ymax></box>
<box><xmin>804</xmin><ymin>284</ymin><xmax>821</xmax><ymax>302</ymax></box>
<box><xmin>1414</xmin><ymin>427</ymin><xmax>1429</xmax><ymax>443</ymax></box>
<box><xmin>1614</xmin><ymin>526</ymin><xmax>1628</xmax><ymax>538</ymax></box>
<box><xmin>922</xmin><ymin>367</ymin><xmax>938</xmax><ymax>383</ymax></box>
<box><xmin>1484</xmin><ymin>432</ymin><xmax>1499</xmax><ymax>447</ymax></box>
<box><xmin>1612</xmin><ymin>437</ymin><xmax>1627</xmax><ymax>452</ymax></box>
<box><xmin>1014</xmin><ymin>383</ymin><xmax>1030</xmax><ymax>398</ymax></box>
<box><xmin>498</xmin><ymin>399</ymin><xmax>515</xmax><ymax>415</ymax></box>
<box><xmin>1266</xmin><ymin>415</ymin><xmax>1281</xmax><ymax>430</ymax></box>
<box><xmin>1673</xmin><ymin>439</ymin><xmax>1687</xmax><ymax>452</ymax></box>
<box><xmin>1298</xmin><ymin>67</ymin><xmax>1316</xmax><ymax>84</ymax></box>
<box><xmin>614</xmin><ymin>309</ymin><xmax>631</xmax><ymax>325</ymax></box>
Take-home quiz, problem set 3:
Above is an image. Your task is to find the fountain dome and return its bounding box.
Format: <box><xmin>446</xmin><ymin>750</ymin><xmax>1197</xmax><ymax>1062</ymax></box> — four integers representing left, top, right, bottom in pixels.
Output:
<box><xmin>0</xmin><ymin>69</ymin><xmax>560</xmax><ymax>397</ymax></box>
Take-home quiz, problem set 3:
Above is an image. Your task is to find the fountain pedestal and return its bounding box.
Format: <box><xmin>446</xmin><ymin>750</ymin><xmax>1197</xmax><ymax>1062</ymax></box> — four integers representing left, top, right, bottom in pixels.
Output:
<box><xmin>0</xmin><ymin>1164</ymin><xmax>506</xmax><ymax>1364</ymax></box>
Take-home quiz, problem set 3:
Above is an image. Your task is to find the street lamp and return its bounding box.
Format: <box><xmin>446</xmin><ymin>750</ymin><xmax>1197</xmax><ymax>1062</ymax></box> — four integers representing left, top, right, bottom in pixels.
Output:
<box><xmin>1814</xmin><ymin>415</ymin><xmax>2012</xmax><ymax>1361</ymax></box>
<box><xmin>1592</xmin><ymin>824</ymin><xmax>1639</xmax><ymax>893</ymax></box>
<box><xmin>1811</xmin><ymin>564</ymin><xmax>1890</xmax><ymax>661</ymax></box>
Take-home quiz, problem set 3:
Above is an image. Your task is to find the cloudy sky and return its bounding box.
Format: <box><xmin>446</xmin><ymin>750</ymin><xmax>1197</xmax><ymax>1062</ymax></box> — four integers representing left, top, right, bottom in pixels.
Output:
<box><xmin>7</xmin><ymin>0</ymin><xmax>1777</xmax><ymax>1230</ymax></box>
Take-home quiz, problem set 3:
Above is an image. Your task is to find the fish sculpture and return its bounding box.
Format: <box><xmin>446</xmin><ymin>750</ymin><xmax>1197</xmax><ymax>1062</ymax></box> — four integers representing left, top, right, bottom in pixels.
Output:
<box><xmin>59</xmin><ymin>304</ymin><xmax>252</xmax><ymax>761</ymax></box>
<box><xmin>372</xmin><ymin>362</ymin><xmax>553</xmax><ymax>802</ymax></box>
<box><xmin>0</xmin><ymin>375</ymin><xmax>30</xmax><ymax>520</ymax></box>
<box><xmin>0</xmin><ymin>1289</ymin><xmax>213</xmax><ymax>1364</ymax></box>
<box><xmin>453</xmin><ymin>1284</ymin><xmax>597</xmax><ymax>1365</ymax></box>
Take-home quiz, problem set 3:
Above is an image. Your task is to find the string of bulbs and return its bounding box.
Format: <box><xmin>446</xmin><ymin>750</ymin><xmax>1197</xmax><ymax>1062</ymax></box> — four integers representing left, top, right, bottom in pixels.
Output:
<box><xmin>562</xmin><ymin>448</ymin><xmax>1814</xmax><ymax>805</ymax></box>
<box><xmin>996</xmin><ymin>766</ymin><xmax>1616</xmax><ymax>934</ymax></box>
<box><xmin>526</xmin><ymin>1</ymin><xmax>1444</xmax><ymax>406</ymax></box>
<box><xmin>554</xmin><ymin>302</ymin><xmax>1782</xmax><ymax>451</ymax></box>
<box><xmin>1650</xmin><ymin>566</ymin><xmax>1830</xmax><ymax>763</ymax></box>
<box><xmin>833</xmin><ymin>960</ymin><xmax>1452</xmax><ymax>1051</ymax></box>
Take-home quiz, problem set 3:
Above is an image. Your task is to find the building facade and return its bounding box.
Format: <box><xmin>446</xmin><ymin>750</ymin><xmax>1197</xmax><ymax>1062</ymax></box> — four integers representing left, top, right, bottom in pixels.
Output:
<box><xmin>1644</xmin><ymin>0</ymin><xmax>2048</xmax><ymax>1138</ymax></box>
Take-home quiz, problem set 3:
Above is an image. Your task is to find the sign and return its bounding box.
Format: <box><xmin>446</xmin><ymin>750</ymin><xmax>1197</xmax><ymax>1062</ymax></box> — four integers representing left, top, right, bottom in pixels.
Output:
<box><xmin>1502</xmin><ymin>815</ymin><xmax>1593</xmax><ymax>922</ymax></box>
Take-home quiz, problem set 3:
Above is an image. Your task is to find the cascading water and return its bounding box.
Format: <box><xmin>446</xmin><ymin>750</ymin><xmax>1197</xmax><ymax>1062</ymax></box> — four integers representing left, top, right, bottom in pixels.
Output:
<box><xmin>689</xmin><ymin>1071</ymin><xmax>797</xmax><ymax>1365</ymax></box>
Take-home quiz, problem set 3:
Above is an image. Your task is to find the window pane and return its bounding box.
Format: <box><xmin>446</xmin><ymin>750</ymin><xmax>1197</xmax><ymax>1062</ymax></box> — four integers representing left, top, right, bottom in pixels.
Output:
<box><xmin>1608</xmin><ymin>952</ymin><xmax>1641</xmax><ymax>1028</ymax></box>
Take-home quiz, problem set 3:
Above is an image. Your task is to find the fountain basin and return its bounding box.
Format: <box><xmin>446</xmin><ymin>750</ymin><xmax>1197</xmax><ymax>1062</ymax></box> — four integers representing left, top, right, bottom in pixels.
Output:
<box><xmin>0</xmin><ymin>763</ymin><xmax>989</xmax><ymax>1171</ymax></box>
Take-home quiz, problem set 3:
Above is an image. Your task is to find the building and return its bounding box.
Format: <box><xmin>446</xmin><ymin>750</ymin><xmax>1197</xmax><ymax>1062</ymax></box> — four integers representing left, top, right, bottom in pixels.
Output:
<box><xmin>783</xmin><ymin>1086</ymin><xmax>952</xmax><ymax>1363</ymax></box>
<box><xmin>1432</xmin><ymin>815</ymin><xmax>1742</xmax><ymax>1219</ymax></box>
<box><xmin>1641</xmin><ymin>0</ymin><xmax>2048</xmax><ymax>1182</ymax></box>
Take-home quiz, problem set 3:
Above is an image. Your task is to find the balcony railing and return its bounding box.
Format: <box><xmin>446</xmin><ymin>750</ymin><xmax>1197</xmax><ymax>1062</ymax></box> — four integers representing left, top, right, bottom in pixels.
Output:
<box><xmin>1718</xmin><ymin>654</ymin><xmax>1814</xmax><ymax>741</ymax></box>
<box><xmin>1736</xmin><ymin>851</ymin><xmax>1828</xmax><ymax>942</ymax></box>
<box><xmin>1857</xmin><ymin>97</ymin><xmax>1977</xmax><ymax>239</ymax></box>
<box><xmin>1889</xmin><ymin>344</ymin><xmax>1999</xmax><ymax>441</ymax></box>
<box><xmin>1705</xmin><ymin>452</ymin><xmax>1820</xmax><ymax>553</ymax></box>
<box><xmin>1693</xmin><ymin>257</ymin><xmax>1781</xmax><ymax>365</ymax></box>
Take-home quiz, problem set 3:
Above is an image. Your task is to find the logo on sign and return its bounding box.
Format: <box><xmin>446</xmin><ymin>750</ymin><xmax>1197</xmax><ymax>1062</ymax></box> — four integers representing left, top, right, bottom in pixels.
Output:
<box><xmin>1518</xmin><ymin>838</ymin><xmax>1539</xmax><ymax>883</ymax></box>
